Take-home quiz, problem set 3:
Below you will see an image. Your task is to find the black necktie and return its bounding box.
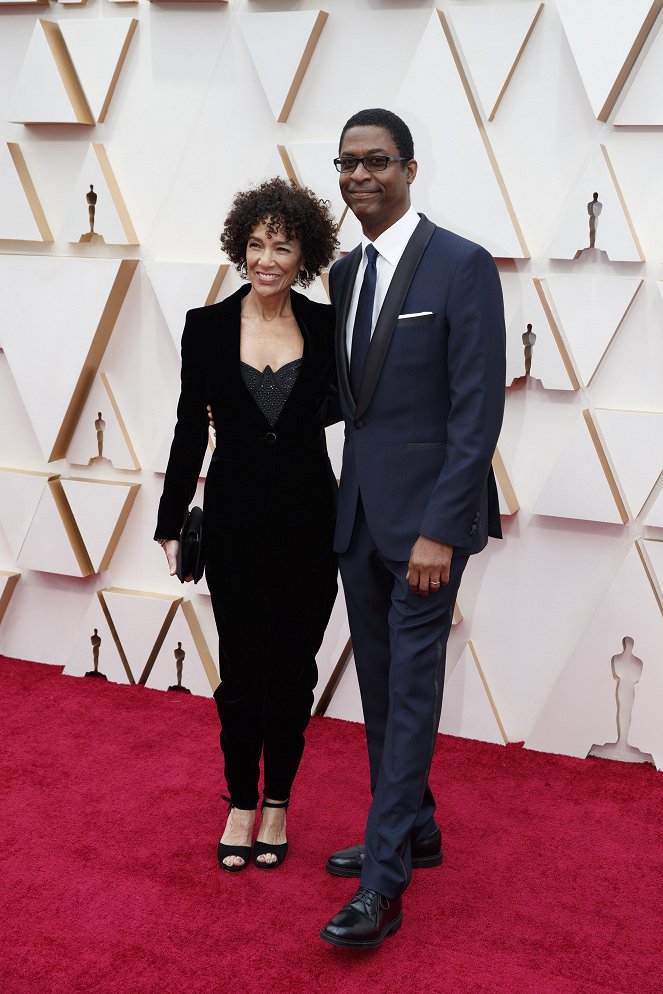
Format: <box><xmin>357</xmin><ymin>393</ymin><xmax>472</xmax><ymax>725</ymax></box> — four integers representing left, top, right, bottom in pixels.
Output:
<box><xmin>349</xmin><ymin>244</ymin><xmax>378</xmax><ymax>398</ymax></box>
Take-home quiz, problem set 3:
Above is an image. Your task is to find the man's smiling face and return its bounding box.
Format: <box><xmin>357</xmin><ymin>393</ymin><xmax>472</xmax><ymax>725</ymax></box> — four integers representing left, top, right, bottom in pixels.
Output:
<box><xmin>338</xmin><ymin>125</ymin><xmax>417</xmax><ymax>240</ymax></box>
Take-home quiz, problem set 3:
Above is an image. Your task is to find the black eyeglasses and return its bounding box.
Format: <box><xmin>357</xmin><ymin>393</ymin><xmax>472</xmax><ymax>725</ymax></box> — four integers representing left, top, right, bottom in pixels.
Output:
<box><xmin>333</xmin><ymin>155</ymin><xmax>407</xmax><ymax>174</ymax></box>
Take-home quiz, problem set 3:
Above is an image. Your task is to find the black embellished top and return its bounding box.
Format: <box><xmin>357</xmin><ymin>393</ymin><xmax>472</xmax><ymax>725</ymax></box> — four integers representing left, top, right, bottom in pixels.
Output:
<box><xmin>240</xmin><ymin>358</ymin><xmax>302</xmax><ymax>427</ymax></box>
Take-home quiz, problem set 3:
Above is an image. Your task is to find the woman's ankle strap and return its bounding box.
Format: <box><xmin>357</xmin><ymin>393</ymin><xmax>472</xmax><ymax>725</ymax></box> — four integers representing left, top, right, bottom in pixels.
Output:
<box><xmin>261</xmin><ymin>797</ymin><xmax>289</xmax><ymax>810</ymax></box>
<box><xmin>222</xmin><ymin>795</ymin><xmax>257</xmax><ymax>812</ymax></box>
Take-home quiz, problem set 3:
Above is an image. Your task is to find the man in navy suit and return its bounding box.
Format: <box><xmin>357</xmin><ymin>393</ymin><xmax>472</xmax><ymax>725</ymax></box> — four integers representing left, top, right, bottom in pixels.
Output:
<box><xmin>319</xmin><ymin>109</ymin><xmax>506</xmax><ymax>949</ymax></box>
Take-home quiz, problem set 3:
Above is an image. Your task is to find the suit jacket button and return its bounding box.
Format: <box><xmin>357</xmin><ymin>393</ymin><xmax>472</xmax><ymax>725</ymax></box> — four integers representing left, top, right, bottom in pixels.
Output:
<box><xmin>262</xmin><ymin>431</ymin><xmax>277</xmax><ymax>445</ymax></box>
<box><xmin>355</xmin><ymin>420</ymin><xmax>364</xmax><ymax>429</ymax></box>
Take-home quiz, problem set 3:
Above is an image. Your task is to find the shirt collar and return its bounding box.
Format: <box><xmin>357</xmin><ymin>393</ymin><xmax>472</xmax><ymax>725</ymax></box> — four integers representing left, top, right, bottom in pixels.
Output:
<box><xmin>360</xmin><ymin>206</ymin><xmax>420</xmax><ymax>266</ymax></box>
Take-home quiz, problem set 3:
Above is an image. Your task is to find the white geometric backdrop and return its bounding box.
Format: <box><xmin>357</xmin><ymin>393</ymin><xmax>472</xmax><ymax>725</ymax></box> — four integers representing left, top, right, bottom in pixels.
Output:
<box><xmin>1</xmin><ymin>0</ymin><xmax>663</xmax><ymax>770</ymax></box>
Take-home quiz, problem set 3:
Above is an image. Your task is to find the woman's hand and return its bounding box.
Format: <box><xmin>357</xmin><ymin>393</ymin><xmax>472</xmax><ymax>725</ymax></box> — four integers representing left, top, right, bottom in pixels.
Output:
<box><xmin>161</xmin><ymin>539</ymin><xmax>180</xmax><ymax>577</ymax></box>
<box><xmin>207</xmin><ymin>404</ymin><xmax>216</xmax><ymax>434</ymax></box>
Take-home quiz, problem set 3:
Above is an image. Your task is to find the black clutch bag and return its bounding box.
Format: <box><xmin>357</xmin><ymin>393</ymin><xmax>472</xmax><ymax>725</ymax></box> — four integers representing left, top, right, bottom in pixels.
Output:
<box><xmin>176</xmin><ymin>506</ymin><xmax>205</xmax><ymax>583</ymax></box>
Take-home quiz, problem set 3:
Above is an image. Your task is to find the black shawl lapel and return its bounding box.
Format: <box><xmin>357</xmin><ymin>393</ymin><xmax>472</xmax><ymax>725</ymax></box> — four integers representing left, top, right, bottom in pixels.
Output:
<box><xmin>334</xmin><ymin>246</ymin><xmax>362</xmax><ymax>417</ymax></box>
<box><xmin>212</xmin><ymin>284</ymin><xmax>268</xmax><ymax>428</ymax></box>
<box><xmin>355</xmin><ymin>215</ymin><xmax>436</xmax><ymax>421</ymax></box>
<box><xmin>274</xmin><ymin>290</ymin><xmax>315</xmax><ymax>428</ymax></box>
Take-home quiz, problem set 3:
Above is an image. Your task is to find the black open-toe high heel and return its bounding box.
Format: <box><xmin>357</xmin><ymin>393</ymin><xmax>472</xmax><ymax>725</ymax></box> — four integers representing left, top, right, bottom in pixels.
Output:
<box><xmin>217</xmin><ymin>796</ymin><xmax>255</xmax><ymax>873</ymax></box>
<box><xmin>252</xmin><ymin>798</ymin><xmax>289</xmax><ymax>870</ymax></box>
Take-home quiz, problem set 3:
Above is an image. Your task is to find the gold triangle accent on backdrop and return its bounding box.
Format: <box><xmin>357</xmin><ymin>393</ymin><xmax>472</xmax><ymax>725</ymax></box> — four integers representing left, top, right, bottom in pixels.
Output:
<box><xmin>6</xmin><ymin>143</ymin><xmax>53</xmax><ymax>241</ymax></box>
<box><xmin>102</xmin><ymin>371</ymin><xmax>141</xmax><ymax>470</ymax></box>
<box><xmin>582</xmin><ymin>410</ymin><xmax>629</xmax><ymax>524</ymax></box>
<box><xmin>532</xmin><ymin>279</ymin><xmax>580</xmax><ymax>390</ymax></box>
<box><xmin>39</xmin><ymin>19</ymin><xmax>93</xmax><ymax>125</ymax></box>
<box><xmin>447</xmin><ymin>1</ymin><xmax>543</xmax><ymax>120</ymax></box>
<box><xmin>0</xmin><ymin>572</ymin><xmax>20</xmax><ymax>628</ymax></box>
<box><xmin>59</xmin><ymin>18</ymin><xmax>138</xmax><ymax>124</ymax></box>
<box><xmin>438</xmin><ymin>10</ymin><xmax>529</xmax><ymax>258</ymax></box>
<box><xmin>51</xmin><ymin>259</ymin><xmax>138</xmax><ymax>462</ymax></box>
<box><xmin>556</xmin><ymin>0</ymin><xmax>663</xmax><ymax>122</ymax></box>
<box><xmin>241</xmin><ymin>10</ymin><xmax>328</xmax><ymax>123</ymax></box>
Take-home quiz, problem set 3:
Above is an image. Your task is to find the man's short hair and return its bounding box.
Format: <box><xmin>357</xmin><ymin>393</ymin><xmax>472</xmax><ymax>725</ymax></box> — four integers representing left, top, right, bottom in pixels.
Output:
<box><xmin>339</xmin><ymin>108</ymin><xmax>414</xmax><ymax>162</ymax></box>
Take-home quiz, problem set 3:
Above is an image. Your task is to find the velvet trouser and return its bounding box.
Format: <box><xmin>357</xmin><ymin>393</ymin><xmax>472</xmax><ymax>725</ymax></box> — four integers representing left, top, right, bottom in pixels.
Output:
<box><xmin>206</xmin><ymin>516</ymin><xmax>337</xmax><ymax>811</ymax></box>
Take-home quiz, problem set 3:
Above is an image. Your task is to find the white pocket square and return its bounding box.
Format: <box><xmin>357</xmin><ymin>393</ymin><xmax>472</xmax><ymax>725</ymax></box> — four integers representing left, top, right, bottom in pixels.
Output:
<box><xmin>397</xmin><ymin>311</ymin><xmax>436</xmax><ymax>325</ymax></box>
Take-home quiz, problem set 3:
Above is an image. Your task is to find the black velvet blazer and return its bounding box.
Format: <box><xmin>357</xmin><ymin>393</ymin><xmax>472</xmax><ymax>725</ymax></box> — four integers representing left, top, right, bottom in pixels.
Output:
<box><xmin>154</xmin><ymin>284</ymin><xmax>338</xmax><ymax>539</ymax></box>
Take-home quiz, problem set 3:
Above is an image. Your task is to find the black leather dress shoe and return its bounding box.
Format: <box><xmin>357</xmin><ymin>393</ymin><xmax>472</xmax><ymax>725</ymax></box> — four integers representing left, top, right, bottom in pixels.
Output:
<box><xmin>325</xmin><ymin>825</ymin><xmax>442</xmax><ymax>878</ymax></box>
<box><xmin>320</xmin><ymin>887</ymin><xmax>403</xmax><ymax>949</ymax></box>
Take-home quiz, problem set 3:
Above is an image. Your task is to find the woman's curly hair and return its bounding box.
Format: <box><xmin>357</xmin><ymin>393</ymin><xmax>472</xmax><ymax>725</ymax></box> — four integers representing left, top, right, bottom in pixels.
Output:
<box><xmin>220</xmin><ymin>177</ymin><xmax>339</xmax><ymax>288</ymax></box>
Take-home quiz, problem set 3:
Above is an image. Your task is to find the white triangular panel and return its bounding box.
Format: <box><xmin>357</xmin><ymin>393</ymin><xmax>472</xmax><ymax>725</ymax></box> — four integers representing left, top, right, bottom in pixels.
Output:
<box><xmin>337</xmin><ymin>207</ymin><xmax>364</xmax><ymax>254</ymax></box>
<box><xmin>645</xmin><ymin>484</ymin><xmax>663</xmax><ymax>528</ymax></box>
<box><xmin>59</xmin><ymin>144</ymin><xmax>137</xmax><ymax>245</ymax></box>
<box><xmin>630</xmin><ymin>541</ymin><xmax>663</xmax><ymax>769</ymax></box>
<box><xmin>101</xmin><ymin>588</ymin><xmax>181</xmax><ymax>684</ymax></box>
<box><xmin>0</xmin><ymin>470</ymin><xmax>50</xmax><ymax>560</ymax></box>
<box><xmin>393</xmin><ymin>10</ymin><xmax>527</xmax><ymax>258</ymax></box>
<box><xmin>281</xmin><ymin>143</ymin><xmax>346</xmax><ymax>231</ymax></box>
<box><xmin>7</xmin><ymin>21</ymin><xmax>87</xmax><ymax>125</ymax></box>
<box><xmin>145</xmin><ymin>604</ymin><xmax>217</xmax><ymax>697</ymax></box>
<box><xmin>152</xmin><ymin>419</ymin><xmax>177</xmax><ymax>476</ymax></box>
<box><xmin>0</xmin><ymin>143</ymin><xmax>49</xmax><ymax>241</ymax></box>
<box><xmin>593</xmin><ymin>410</ymin><xmax>663</xmax><ymax>519</ymax></box>
<box><xmin>534</xmin><ymin>412</ymin><xmax>624</xmax><ymax>524</ymax></box>
<box><xmin>63</xmin><ymin>593</ymin><xmax>133</xmax><ymax>684</ymax></box>
<box><xmin>506</xmin><ymin>279</ymin><xmax>575</xmax><ymax>390</ymax></box>
<box><xmin>498</xmin><ymin>271</ymin><xmax>523</xmax><ymax>334</ymax></box>
<box><xmin>640</xmin><ymin>538</ymin><xmax>663</xmax><ymax>609</ymax></box>
<box><xmin>17</xmin><ymin>485</ymin><xmax>83</xmax><ymax>576</ymax></box>
<box><xmin>543</xmin><ymin>276</ymin><xmax>642</xmax><ymax>386</ymax></box>
<box><xmin>59</xmin><ymin>18</ymin><xmax>137</xmax><ymax>124</ymax></box>
<box><xmin>556</xmin><ymin>0</ymin><xmax>661</xmax><ymax>120</ymax></box>
<box><xmin>547</xmin><ymin>146</ymin><xmax>643</xmax><ymax>261</ymax></box>
<box><xmin>0</xmin><ymin>257</ymin><xmax>131</xmax><ymax>463</ymax></box>
<box><xmin>495</xmin><ymin>473</ymin><xmax>516</xmax><ymax>517</ymax></box>
<box><xmin>447</xmin><ymin>2</ymin><xmax>543</xmax><ymax>120</ymax></box>
<box><xmin>67</xmin><ymin>374</ymin><xmax>140</xmax><ymax>471</ymax></box>
<box><xmin>304</xmin><ymin>276</ymin><xmax>330</xmax><ymax>306</ymax></box>
<box><xmin>144</xmin><ymin>262</ymin><xmax>227</xmax><ymax>352</ymax></box>
<box><xmin>440</xmin><ymin>642</ymin><xmax>507</xmax><ymax>745</ymax></box>
<box><xmin>262</xmin><ymin>146</ymin><xmax>292</xmax><ymax>185</ymax></box>
<box><xmin>240</xmin><ymin>10</ymin><xmax>327</xmax><ymax>123</ymax></box>
<box><xmin>526</xmin><ymin>544</ymin><xmax>663</xmax><ymax>767</ymax></box>
<box><xmin>312</xmin><ymin>585</ymin><xmax>349</xmax><ymax>714</ymax></box>
<box><xmin>493</xmin><ymin>447</ymin><xmax>519</xmax><ymax>516</ymax></box>
<box><xmin>615</xmin><ymin>22</ymin><xmax>663</xmax><ymax>124</ymax></box>
<box><xmin>60</xmin><ymin>478</ymin><xmax>138</xmax><ymax>573</ymax></box>
<box><xmin>323</xmin><ymin>649</ymin><xmax>364</xmax><ymax>723</ymax></box>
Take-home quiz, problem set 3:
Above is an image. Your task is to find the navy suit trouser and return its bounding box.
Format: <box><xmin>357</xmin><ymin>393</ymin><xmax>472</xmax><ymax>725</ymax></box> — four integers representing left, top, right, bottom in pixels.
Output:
<box><xmin>339</xmin><ymin>497</ymin><xmax>468</xmax><ymax>899</ymax></box>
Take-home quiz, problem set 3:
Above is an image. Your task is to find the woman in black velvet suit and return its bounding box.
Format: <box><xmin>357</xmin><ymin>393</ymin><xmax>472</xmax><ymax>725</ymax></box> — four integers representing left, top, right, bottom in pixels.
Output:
<box><xmin>155</xmin><ymin>179</ymin><xmax>339</xmax><ymax>871</ymax></box>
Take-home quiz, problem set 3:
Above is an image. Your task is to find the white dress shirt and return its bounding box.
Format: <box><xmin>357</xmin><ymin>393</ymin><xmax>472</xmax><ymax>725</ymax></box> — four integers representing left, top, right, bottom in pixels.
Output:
<box><xmin>345</xmin><ymin>205</ymin><xmax>421</xmax><ymax>360</ymax></box>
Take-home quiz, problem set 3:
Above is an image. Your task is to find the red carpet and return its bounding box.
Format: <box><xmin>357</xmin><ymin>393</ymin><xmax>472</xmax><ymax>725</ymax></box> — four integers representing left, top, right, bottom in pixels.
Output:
<box><xmin>1</xmin><ymin>656</ymin><xmax>662</xmax><ymax>994</ymax></box>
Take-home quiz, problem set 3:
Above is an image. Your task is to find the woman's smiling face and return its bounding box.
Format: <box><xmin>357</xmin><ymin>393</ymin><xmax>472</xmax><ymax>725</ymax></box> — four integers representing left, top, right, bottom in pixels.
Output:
<box><xmin>245</xmin><ymin>221</ymin><xmax>304</xmax><ymax>298</ymax></box>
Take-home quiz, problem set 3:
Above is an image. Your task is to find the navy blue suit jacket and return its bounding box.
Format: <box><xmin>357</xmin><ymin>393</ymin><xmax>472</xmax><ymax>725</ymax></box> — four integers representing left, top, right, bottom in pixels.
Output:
<box><xmin>330</xmin><ymin>214</ymin><xmax>506</xmax><ymax>561</ymax></box>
